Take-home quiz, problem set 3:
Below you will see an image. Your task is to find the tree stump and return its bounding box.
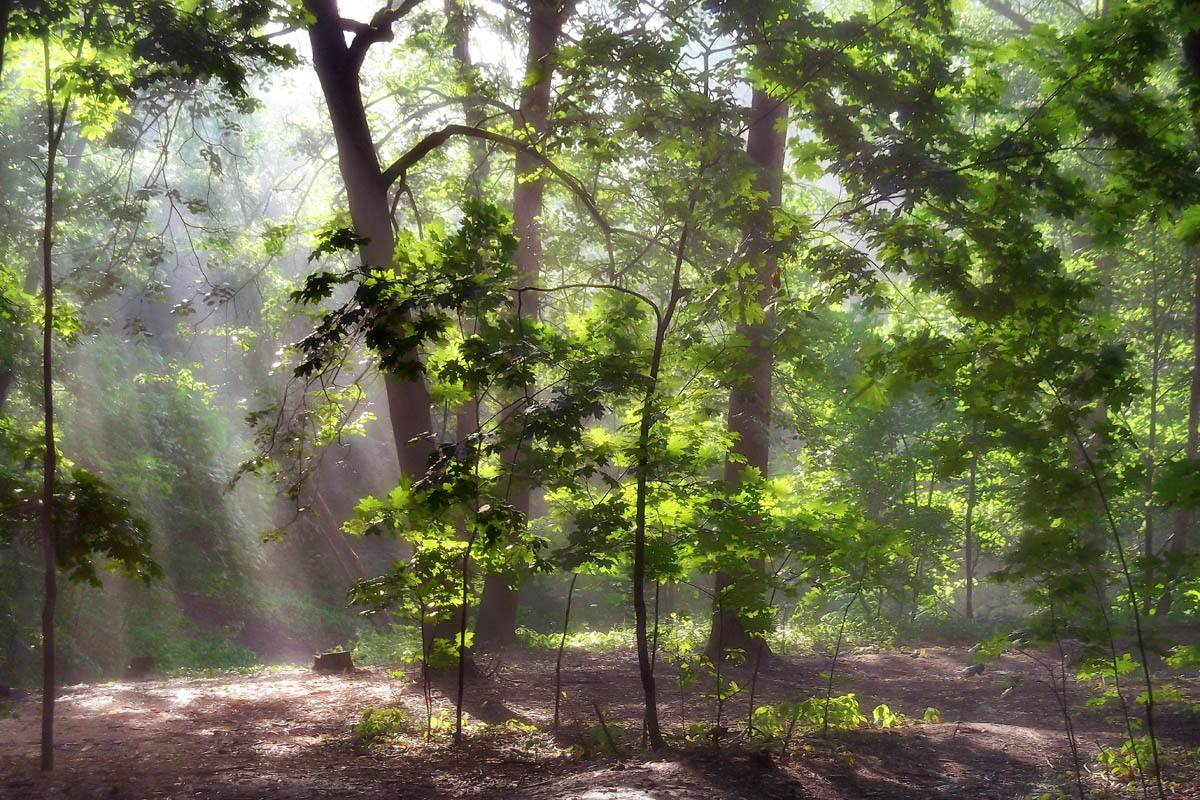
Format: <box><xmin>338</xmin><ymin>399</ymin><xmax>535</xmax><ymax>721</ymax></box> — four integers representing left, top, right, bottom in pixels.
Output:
<box><xmin>125</xmin><ymin>656</ymin><xmax>155</xmax><ymax>680</ymax></box>
<box><xmin>313</xmin><ymin>651</ymin><xmax>353</xmax><ymax>674</ymax></box>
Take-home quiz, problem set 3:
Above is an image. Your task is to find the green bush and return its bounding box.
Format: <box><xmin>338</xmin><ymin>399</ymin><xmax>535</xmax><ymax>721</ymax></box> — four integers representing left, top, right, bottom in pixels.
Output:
<box><xmin>353</xmin><ymin>707</ymin><xmax>413</xmax><ymax>742</ymax></box>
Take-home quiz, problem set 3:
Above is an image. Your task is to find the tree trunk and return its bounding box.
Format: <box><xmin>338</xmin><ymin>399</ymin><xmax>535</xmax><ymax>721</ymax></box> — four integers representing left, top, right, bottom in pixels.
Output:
<box><xmin>1144</xmin><ymin>248</ymin><xmax>1161</xmax><ymax>609</ymax></box>
<box><xmin>1159</xmin><ymin>257</ymin><xmax>1200</xmax><ymax>615</ymax></box>
<box><xmin>705</xmin><ymin>89</ymin><xmax>788</xmax><ymax>660</ymax></box>
<box><xmin>963</xmin><ymin>431</ymin><xmax>978</xmax><ymax>620</ymax></box>
<box><xmin>306</xmin><ymin>1</ymin><xmax>437</xmax><ymax>479</ymax></box>
<box><xmin>475</xmin><ymin>0</ymin><xmax>574</xmax><ymax>650</ymax></box>
<box><xmin>444</xmin><ymin>0</ymin><xmax>490</xmax><ymax>196</ymax></box>
<box><xmin>632</xmin><ymin>214</ymin><xmax>693</xmax><ymax>751</ymax></box>
<box><xmin>39</xmin><ymin>34</ymin><xmax>63</xmax><ymax>773</ymax></box>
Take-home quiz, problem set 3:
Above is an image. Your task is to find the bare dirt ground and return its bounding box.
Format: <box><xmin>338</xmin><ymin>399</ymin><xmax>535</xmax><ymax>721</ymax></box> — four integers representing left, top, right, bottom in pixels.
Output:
<box><xmin>0</xmin><ymin>646</ymin><xmax>1197</xmax><ymax>799</ymax></box>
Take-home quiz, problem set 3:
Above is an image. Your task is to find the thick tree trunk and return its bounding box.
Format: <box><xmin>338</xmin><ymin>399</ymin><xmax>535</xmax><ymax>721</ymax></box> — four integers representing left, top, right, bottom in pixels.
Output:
<box><xmin>705</xmin><ymin>89</ymin><xmax>788</xmax><ymax>660</ymax></box>
<box><xmin>306</xmin><ymin>2</ymin><xmax>437</xmax><ymax>477</ymax></box>
<box><xmin>475</xmin><ymin>0</ymin><xmax>573</xmax><ymax>650</ymax></box>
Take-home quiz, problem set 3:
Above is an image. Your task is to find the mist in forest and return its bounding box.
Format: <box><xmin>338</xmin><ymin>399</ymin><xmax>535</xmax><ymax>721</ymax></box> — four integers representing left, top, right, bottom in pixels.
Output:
<box><xmin>1</xmin><ymin>0</ymin><xmax>1198</xmax><ymax>796</ymax></box>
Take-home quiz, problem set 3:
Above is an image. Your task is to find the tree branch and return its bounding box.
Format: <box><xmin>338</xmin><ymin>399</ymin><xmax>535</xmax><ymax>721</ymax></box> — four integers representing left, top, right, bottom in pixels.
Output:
<box><xmin>983</xmin><ymin>0</ymin><xmax>1033</xmax><ymax>32</ymax></box>
<box><xmin>347</xmin><ymin>0</ymin><xmax>426</xmax><ymax>68</ymax></box>
<box><xmin>381</xmin><ymin>123</ymin><xmax>613</xmax><ymax>235</ymax></box>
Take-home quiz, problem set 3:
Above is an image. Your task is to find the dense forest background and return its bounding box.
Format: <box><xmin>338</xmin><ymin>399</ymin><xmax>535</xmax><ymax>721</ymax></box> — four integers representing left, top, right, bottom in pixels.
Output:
<box><xmin>2</xmin><ymin>0</ymin><xmax>1200</xmax><ymax>787</ymax></box>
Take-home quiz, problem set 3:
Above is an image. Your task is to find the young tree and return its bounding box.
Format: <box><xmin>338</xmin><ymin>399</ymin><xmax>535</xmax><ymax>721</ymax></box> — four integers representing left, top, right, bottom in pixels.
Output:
<box><xmin>4</xmin><ymin>0</ymin><xmax>290</xmax><ymax>769</ymax></box>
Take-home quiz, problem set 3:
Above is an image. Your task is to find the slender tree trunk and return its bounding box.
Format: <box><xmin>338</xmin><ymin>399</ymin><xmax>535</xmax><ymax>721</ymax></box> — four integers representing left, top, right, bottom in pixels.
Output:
<box><xmin>444</xmin><ymin>0</ymin><xmax>490</xmax><ymax>196</ymax></box>
<box><xmin>1175</xmin><ymin>259</ymin><xmax>1200</xmax><ymax>557</ymax></box>
<box><xmin>1144</xmin><ymin>249</ymin><xmax>1161</xmax><ymax>608</ymax></box>
<box><xmin>964</xmin><ymin>433</ymin><xmax>978</xmax><ymax>620</ymax></box>
<box><xmin>476</xmin><ymin>0</ymin><xmax>574</xmax><ymax>649</ymax></box>
<box><xmin>39</xmin><ymin>33</ymin><xmax>63</xmax><ymax>774</ymax></box>
<box><xmin>631</xmin><ymin>205</ymin><xmax>694</xmax><ymax>751</ymax></box>
<box><xmin>423</xmin><ymin>402</ymin><xmax>478</xmax><ymax>670</ymax></box>
<box><xmin>706</xmin><ymin>89</ymin><xmax>788</xmax><ymax>659</ymax></box>
<box><xmin>1160</xmin><ymin>258</ymin><xmax>1200</xmax><ymax>614</ymax></box>
<box><xmin>553</xmin><ymin>572</ymin><xmax>576</xmax><ymax>730</ymax></box>
<box><xmin>306</xmin><ymin>1</ymin><xmax>437</xmax><ymax>479</ymax></box>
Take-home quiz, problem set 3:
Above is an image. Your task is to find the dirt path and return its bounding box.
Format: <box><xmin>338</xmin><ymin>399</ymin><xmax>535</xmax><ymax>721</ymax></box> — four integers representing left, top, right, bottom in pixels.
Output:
<box><xmin>0</xmin><ymin>647</ymin><xmax>1195</xmax><ymax>799</ymax></box>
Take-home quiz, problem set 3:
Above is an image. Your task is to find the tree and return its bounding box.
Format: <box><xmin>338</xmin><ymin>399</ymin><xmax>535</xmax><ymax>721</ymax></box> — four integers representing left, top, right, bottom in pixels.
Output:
<box><xmin>3</xmin><ymin>0</ymin><xmax>290</xmax><ymax>769</ymax></box>
<box><xmin>474</xmin><ymin>0</ymin><xmax>576</xmax><ymax>650</ymax></box>
<box><xmin>705</xmin><ymin>86</ymin><xmax>787</xmax><ymax>661</ymax></box>
<box><xmin>303</xmin><ymin>0</ymin><xmax>441</xmax><ymax>480</ymax></box>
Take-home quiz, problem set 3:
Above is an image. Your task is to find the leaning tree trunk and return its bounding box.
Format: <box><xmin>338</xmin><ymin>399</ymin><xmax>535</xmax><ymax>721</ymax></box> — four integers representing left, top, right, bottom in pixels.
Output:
<box><xmin>475</xmin><ymin>0</ymin><xmax>574</xmax><ymax>650</ymax></box>
<box><xmin>305</xmin><ymin>0</ymin><xmax>437</xmax><ymax>479</ymax></box>
<box><xmin>705</xmin><ymin>89</ymin><xmax>788</xmax><ymax>660</ymax></box>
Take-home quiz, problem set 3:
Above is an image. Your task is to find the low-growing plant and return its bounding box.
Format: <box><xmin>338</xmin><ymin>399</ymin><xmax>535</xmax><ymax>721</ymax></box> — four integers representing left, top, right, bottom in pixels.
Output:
<box><xmin>589</xmin><ymin>719</ymin><xmax>627</xmax><ymax>753</ymax></box>
<box><xmin>748</xmin><ymin>693</ymin><xmax>868</xmax><ymax>749</ymax></box>
<box><xmin>1096</xmin><ymin>736</ymin><xmax>1165</xmax><ymax>782</ymax></box>
<box><xmin>516</xmin><ymin>624</ymin><xmax>638</xmax><ymax>652</ymax></box>
<box><xmin>353</xmin><ymin>707</ymin><xmax>413</xmax><ymax>742</ymax></box>
<box><xmin>871</xmin><ymin>703</ymin><xmax>904</xmax><ymax>729</ymax></box>
<box><xmin>772</xmin><ymin>610</ymin><xmax>894</xmax><ymax>655</ymax></box>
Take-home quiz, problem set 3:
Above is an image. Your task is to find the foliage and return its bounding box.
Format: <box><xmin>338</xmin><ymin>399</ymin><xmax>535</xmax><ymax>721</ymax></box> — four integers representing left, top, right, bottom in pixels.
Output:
<box><xmin>353</xmin><ymin>707</ymin><xmax>414</xmax><ymax>743</ymax></box>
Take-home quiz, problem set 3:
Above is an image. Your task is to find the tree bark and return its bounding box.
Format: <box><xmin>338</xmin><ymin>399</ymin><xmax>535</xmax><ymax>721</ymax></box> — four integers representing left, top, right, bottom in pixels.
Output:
<box><xmin>706</xmin><ymin>89</ymin><xmax>788</xmax><ymax>660</ymax></box>
<box><xmin>305</xmin><ymin>1</ymin><xmax>437</xmax><ymax>477</ymax></box>
<box><xmin>475</xmin><ymin>0</ymin><xmax>574</xmax><ymax>650</ymax></box>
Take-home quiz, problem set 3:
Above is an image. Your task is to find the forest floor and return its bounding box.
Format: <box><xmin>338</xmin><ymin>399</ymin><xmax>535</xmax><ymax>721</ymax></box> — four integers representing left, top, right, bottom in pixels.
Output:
<box><xmin>0</xmin><ymin>644</ymin><xmax>1198</xmax><ymax>799</ymax></box>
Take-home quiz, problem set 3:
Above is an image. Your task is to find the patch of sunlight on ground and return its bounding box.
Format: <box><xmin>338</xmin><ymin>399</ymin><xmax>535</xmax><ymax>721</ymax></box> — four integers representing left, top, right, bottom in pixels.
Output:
<box><xmin>65</xmin><ymin>693</ymin><xmax>117</xmax><ymax>711</ymax></box>
<box><xmin>162</xmin><ymin>687</ymin><xmax>198</xmax><ymax>707</ymax></box>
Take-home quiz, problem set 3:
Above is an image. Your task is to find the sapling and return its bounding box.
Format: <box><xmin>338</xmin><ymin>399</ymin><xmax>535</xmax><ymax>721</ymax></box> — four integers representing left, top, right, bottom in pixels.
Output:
<box><xmin>553</xmin><ymin>573</ymin><xmax>578</xmax><ymax>731</ymax></box>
